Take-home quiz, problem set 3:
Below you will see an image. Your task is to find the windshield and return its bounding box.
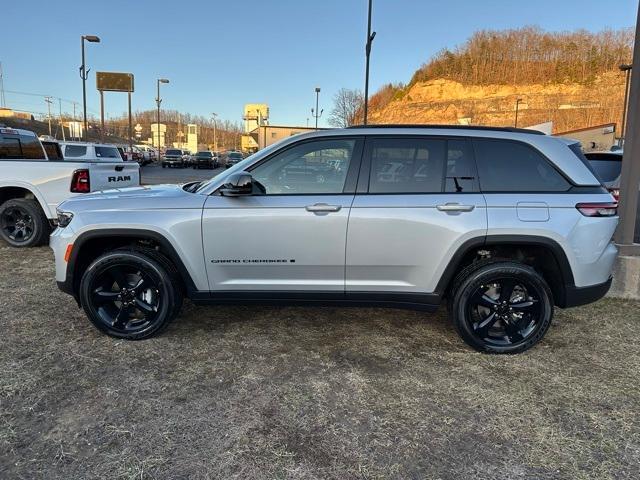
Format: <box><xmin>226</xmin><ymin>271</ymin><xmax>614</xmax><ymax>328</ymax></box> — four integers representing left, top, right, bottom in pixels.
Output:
<box><xmin>166</xmin><ymin>149</ymin><xmax>182</xmax><ymax>155</ymax></box>
<box><xmin>228</xmin><ymin>152</ymin><xmax>243</xmax><ymax>159</ymax></box>
<box><xmin>197</xmin><ymin>151</ymin><xmax>212</xmax><ymax>157</ymax></box>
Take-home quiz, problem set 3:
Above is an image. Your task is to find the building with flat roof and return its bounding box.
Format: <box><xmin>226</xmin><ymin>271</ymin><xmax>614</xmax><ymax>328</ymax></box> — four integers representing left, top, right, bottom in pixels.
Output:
<box><xmin>554</xmin><ymin>123</ymin><xmax>617</xmax><ymax>152</ymax></box>
<box><xmin>243</xmin><ymin>124</ymin><xmax>321</xmax><ymax>152</ymax></box>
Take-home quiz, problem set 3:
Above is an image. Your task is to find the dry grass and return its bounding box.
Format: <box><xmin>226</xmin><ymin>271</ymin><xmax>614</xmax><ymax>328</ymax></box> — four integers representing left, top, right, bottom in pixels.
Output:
<box><xmin>0</xmin><ymin>245</ymin><xmax>638</xmax><ymax>479</ymax></box>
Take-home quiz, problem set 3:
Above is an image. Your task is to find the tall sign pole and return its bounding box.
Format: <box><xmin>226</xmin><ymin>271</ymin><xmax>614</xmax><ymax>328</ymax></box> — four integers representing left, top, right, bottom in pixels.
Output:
<box><xmin>363</xmin><ymin>0</ymin><xmax>376</xmax><ymax>125</ymax></box>
<box><xmin>616</xmin><ymin>2</ymin><xmax>640</xmax><ymax>246</ymax></box>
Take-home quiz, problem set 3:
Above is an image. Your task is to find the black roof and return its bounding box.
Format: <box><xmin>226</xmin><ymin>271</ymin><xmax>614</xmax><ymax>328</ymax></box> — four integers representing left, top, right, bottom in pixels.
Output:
<box><xmin>346</xmin><ymin>124</ymin><xmax>546</xmax><ymax>135</ymax></box>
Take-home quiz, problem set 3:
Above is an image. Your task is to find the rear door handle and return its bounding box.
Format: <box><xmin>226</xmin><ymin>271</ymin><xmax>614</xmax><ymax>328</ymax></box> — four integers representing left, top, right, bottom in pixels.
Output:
<box><xmin>436</xmin><ymin>203</ymin><xmax>475</xmax><ymax>212</ymax></box>
<box><xmin>305</xmin><ymin>203</ymin><xmax>342</xmax><ymax>213</ymax></box>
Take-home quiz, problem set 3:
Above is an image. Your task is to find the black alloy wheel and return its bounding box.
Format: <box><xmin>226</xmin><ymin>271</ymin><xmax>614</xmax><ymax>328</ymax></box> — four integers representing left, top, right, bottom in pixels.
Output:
<box><xmin>451</xmin><ymin>262</ymin><xmax>553</xmax><ymax>353</ymax></box>
<box><xmin>79</xmin><ymin>249</ymin><xmax>182</xmax><ymax>339</ymax></box>
<box><xmin>0</xmin><ymin>198</ymin><xmax>50</xmax><ymax>247</ymax></box>
<box><xmin>1</xmin><ymin>205</ymin><xmax>34</xmax><ymax>244</ymax></box>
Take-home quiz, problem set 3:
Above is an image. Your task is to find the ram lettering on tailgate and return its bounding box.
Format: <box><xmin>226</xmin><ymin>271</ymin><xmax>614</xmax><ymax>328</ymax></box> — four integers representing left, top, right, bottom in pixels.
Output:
<box><xmin>108</xmin><ymin>175</ymin><xmax>131</xmax><ymax>183</ymax></box>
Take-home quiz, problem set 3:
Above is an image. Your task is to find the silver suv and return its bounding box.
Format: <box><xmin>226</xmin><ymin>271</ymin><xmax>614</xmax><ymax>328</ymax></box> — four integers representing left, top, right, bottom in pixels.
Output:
<box><xmin>50</xmin><ymin>126</ymin><xmax>618</xmax><ymax>353</ymax></box>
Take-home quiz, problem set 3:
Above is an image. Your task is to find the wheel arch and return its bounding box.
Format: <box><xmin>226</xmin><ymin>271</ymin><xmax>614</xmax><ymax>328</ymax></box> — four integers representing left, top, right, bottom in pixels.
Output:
<box><xmin>0</xmin><ymin>184</ymin><xmax>51</xmax><ymax>218</ymax></box>
<box><xmin>436</xmin><ymin>234</ymin><xmax>575</xmax><ymax>307</ymax></box>
<box><xmin>64</xmin><ymin>228</ymin><xmax>199</xmax><ymax>300</ymax></box>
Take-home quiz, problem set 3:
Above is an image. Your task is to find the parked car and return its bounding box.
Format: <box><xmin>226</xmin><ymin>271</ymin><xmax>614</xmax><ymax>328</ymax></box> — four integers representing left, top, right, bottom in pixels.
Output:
<box><xmin>192</xmin><ymin>151</ymin><xmax>218</xmax><ymax>169</ymax></box>
<box><xmin>59</xmin><ymin>142</ymin><xmax>124</xmax><ymax>162</ymax></box>
<box><xmin>136</xmin><ymin>145</ymin><xmax>157</xmax><ymax>164</ymax></box>
<box><xmin>162</xmin><ymin>149</ymin><xmax>185</xmax><ymax>168</ymax></box>
<box><xmin>584</xmin><ymin>150</ymin><xmax>639</xmax><ymax>243</ymax></box>
<box><xmin>223</xmin><ymin>151</ymin><xmax>244</xmax><ymax>168</ymax></box>
<box><xmin>52</xmin><ymin>125</ymin><xmax>618</xmax><ymax>353</ymax></box>
<box><xmin>0</xmin><ymin>126</ymin><xmax>139</xmax><ymax>248</ymax></box>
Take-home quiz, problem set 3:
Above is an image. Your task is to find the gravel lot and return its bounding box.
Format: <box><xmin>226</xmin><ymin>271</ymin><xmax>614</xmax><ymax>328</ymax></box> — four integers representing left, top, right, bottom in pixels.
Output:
<box><xmin>1</xmin><ymin>245</ymin><xmax>639</xmax><ymax>479</ymax></box>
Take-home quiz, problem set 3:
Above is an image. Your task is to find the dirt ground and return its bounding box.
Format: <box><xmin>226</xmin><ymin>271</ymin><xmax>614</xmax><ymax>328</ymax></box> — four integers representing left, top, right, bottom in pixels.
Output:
<box><xmin>0</xmin><ymin>245</ymin><xmax>638</xmax><ymax>480</ymax></box>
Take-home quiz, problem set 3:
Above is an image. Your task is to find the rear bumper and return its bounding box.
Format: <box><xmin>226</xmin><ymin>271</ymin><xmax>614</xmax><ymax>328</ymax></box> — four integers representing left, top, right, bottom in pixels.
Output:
<box><xmin>561</xmin><ymin>276</ymin><xmax>612</xmax><ymax>308</ymax></box>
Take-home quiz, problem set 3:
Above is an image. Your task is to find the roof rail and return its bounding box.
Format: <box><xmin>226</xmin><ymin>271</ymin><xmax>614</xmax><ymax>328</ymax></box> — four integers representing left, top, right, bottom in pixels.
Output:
<box><xmin>346</xmin><ymin>124</ymin><xmax>546</xmax><ymax>135</ymax></box>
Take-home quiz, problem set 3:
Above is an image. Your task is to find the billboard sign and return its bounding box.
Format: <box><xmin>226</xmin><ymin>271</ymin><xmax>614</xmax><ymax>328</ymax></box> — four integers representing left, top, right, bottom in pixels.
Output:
<box><xmin>96</xmin><ymin>72</ymin><xmax>134</xmax><ymax>92</ymax></box>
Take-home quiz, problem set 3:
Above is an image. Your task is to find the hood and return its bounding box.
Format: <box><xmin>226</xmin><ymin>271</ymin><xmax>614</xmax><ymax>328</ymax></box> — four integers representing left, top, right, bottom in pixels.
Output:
<box><xmin>59</xmin><ymin>184</ymin><xmax>207</xmax><ymax>213</ymax></box>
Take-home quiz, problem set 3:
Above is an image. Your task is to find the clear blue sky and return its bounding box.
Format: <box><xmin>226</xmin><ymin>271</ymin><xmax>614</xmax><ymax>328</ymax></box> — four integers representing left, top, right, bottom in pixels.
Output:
<box><xmin>1</xmin><ymin>0</ymin><xmax>637</xmax><ymax>127</ymax></box>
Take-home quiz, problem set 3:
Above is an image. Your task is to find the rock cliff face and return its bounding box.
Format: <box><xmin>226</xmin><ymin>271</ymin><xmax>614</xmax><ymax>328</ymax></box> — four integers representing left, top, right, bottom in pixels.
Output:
<box><xmin>368</xmin><ymin>73</ymin><xmax>626</xmax><ymax>133</ymax></box>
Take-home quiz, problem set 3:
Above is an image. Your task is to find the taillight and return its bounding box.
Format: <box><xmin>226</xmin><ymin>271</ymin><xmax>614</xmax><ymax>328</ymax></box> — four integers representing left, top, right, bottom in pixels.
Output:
<box><xmin>608</xmin><ymin>188</ymin><xmax>620</xmax><ymax>202</ymax></box>
<box><xmin>70</xmin><ymin>169</ymin><xmax>90</xmax><ymax>193</ymax></box>
<box><xmin>576</xmin><ymin>202</ymin><xmax>618</xmax><ymax>217</ymax></box>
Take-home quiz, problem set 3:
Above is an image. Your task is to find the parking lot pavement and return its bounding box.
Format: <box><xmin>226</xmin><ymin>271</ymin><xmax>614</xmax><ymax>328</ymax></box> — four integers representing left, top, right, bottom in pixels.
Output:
<box><xmin>1</xmin><ymin>245</ymin><xmax>639</xmax><ymax>479</ymax></box>
<box><xmin>140</xmin><ymin>162</ymin><xmax>224</xmax><ymax>185</ymax></box>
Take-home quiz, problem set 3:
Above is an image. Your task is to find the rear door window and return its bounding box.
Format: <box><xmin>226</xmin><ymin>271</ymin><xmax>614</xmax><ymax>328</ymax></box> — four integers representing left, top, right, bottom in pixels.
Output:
<box><xmin>474</xmin><ymin>139</ymin><xmax>570</xmax><ymax>192</ymax></box>
<box><xmin>368</xmin><ymin>137</ymin><xmax>446</xmax><ymax>193</ymax></box>
<box><xmin>0</xmin><ymin>137</ymin><xmax>22</xmax><ymax>158</ymax></box>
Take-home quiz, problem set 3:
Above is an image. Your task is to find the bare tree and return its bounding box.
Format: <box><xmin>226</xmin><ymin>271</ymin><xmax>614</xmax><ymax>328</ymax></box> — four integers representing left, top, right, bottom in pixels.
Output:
<box><xmin>328</xmin><ymin>88</ymin><xmax>364</xmax><ymax>127</ymax></box>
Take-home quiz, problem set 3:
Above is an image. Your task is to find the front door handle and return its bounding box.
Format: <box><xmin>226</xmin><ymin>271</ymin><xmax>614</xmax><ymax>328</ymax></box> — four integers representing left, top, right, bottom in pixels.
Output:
<box><xmin>436</xmin><ymin>203</ymin><xmax>475</xmax><ymax>212</ymax></box>
<box><xmin>305</xmin><ymin>203</ymin><xmax>342</xmax><ymax>213</ymax></box>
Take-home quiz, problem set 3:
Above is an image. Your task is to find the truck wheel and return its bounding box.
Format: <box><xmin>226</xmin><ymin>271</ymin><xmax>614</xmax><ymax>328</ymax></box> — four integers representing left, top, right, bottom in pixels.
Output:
<box><xmin>0</xmin><ymin>198</ymin><xmax>50</xmax><ymax>248</ymax></box>
<box><xmin>79</xmin><ymin>248</ymin><xmax>183</xmax><ymax>340</ymax></box>
<box><xmin>450</xmin><ymin>262</ymin><xmax>553</xmax><ymax>354</ymax></box>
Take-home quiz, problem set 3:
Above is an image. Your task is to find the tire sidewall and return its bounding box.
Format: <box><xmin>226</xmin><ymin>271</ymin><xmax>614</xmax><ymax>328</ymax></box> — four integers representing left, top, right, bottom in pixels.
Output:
<box><xmin>453</xmin><ymin>263</ymin><xmax>554</xmax><ymax>354</ymax></box>
<box><xmin>79</xmin><ymin>251</ymin><xmax>176</xmax><ymax>340</ymax></box>
<box><xmin>0</xmin><ymin>199</ymin><xmax>47</xmax><ymax>248</ymax></box>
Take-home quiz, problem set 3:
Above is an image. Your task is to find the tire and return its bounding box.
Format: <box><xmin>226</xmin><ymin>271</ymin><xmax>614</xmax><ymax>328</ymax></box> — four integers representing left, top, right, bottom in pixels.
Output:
<box><xmin>79</xmin><ymin>247</ymin><xmax>183</xmax><ymax>340</ymax></box>
<box><xmin>449</xmin><ymin>261</ymin><xmax>553</xmax><ymax>354</ymax></box>
<box><xmin>0</xmin><ymin>198</ymin><xmax>50</xmax><ymax>248</ymax></box>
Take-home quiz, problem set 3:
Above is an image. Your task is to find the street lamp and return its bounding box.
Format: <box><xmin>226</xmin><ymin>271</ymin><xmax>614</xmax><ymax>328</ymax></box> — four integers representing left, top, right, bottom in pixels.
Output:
<box><xmin>514</xmin><ymin>98</ymin><xmax>524</xmax><ymax>128</ymax></box>
<box><xmin>363</xmin><ymin>0</ymin><xmax>376</xmax><ymax>125</ymax></box>
<box><xmin>211</xmin><ymin>112</ymin><xmax>218</xmax><ymax>152</ymax></box>
<box><xmin>620</xmin><ymin>64</ymin><xmax>633</xmax><ymax>145</ymax></box>
<box><xmin>311</xmin><ymin>87</ymin><xmax>323</xmax><ymax>130</ymax></box>
<box><xmin>79</xmin><ymin>35</ymin><xmax>100</xmax><ymax>140</ymax></box>
<box><xmin>156</xmin><ymin>78</ymin><xmax>169</xmax><ymax>150</ymax></box>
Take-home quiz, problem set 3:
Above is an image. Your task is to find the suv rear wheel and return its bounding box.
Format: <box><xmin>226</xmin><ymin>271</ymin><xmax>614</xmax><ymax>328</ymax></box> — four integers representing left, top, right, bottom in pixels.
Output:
<box><xmin>79</xmin><ymin>248</ymin><xmax>183</xmax><ymax>340</ymax></box>
<box><xmin>450</xmin><ymin>261</ymin><xmax>553</xmax><ymax>354</ymax></box>
<box><xmin>0</xmin><ymin>198</ymin><xmax>50</xmax><ymax>247</ymax></box>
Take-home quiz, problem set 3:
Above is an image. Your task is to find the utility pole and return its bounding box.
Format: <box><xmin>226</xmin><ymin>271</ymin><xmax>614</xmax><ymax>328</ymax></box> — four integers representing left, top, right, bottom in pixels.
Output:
<box><xmin>363</xmin><ymin>0</ymin><xmax>376</xmax><ymax>125</ymax></box>
<box><xmin>79</xmin><ymin>35</ymin><xmax>100</xmax><ymax>140</ymax></box>
<box><xmin>58</xmin><ymin>97</ymin><xmax>66</xmax><ymax>141</ymax></box>
<box><xmin>156</xmin><ymin>78</ymin><xmax>169</xmax><ymax>150</ymax></box>
<box><xmin>211</xmin><ymin>112</ymin><xmax>218</xmax><ymax>151</ymax></box>
<box><xmin>311</xmin><ymin>87</ymin><xmax>323</xmax><ymax>130</ymax></box>
<box><xmin>44</xmin><ymin>96</ymin><xmax>53</xmax><ymax>136</ymax></box>
<box><xmin>620</xmin><ymin>64</ymin><xmax>633</xmax><ymax>145</ymax></box>
<box><xmin>0</xmin><ymin>62</ymin><xmax>6</xmax><ymax>107</ymax></box>
<box><xmin>616</xmin><ymin>2</ymin><xmax>640</xmax><ymax>247</ymax></box>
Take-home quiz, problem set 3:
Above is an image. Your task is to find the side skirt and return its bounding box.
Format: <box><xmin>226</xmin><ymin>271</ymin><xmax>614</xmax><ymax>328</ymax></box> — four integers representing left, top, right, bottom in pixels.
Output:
<box><xmin>189</xmin><ymin>290</ymin><xmax>441</xmax><ymax>312</ymax></box>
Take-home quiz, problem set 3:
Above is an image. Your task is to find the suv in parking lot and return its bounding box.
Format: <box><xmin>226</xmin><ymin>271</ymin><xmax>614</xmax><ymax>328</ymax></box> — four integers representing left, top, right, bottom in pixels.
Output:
<box><xmin>51</xmin><ymin>126</ymin><xmax>618</xmax><ymax>353</ymax></box>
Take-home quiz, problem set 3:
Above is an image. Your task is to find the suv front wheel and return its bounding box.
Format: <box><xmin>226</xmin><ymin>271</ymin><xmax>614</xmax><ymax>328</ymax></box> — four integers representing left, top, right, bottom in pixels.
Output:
<box><xmin>79</xmin><ymin>248</ymin><xmax>183</xmax><ymax>340</ymax></box>
<box><xmin>450</xmin><ymin>261</ymin><xmax>553</xmax><ymax>354</ymax></box>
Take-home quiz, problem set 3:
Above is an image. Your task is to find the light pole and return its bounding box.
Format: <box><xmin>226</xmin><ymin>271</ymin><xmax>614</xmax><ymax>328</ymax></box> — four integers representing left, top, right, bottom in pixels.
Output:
<box><xmin>211</xmin><ymin>112</ymin><xmax>218</xmax><ymax>151</ymax></box>
<box><xmin>514</xmin><ymin>98</ymin><xmax>523</xmax><ymax>128</ymax></box>
<box><xmin>79</xmin><ymin>35</ymin><xmax>100</xmax><ymax>140</ymax></box>
<box><xmin>620</xmin><ymin>64</ymin><xmax>633</xmax><ymax>145</ymax></box>
<box><xmin>44</xmin><ymin>96</ymin><xmax>53</xmax><ymax>136</ymax></box>
<box><xmin>311</xmin><ymin>87</ymin><xmax>323</xmax><ymax>130</ymax></box>
<box><xmin>363</xmin><ymin>0</ymin><xmax>376</xmax><ymax>125</ymax></box>
<box><xmin>156</xmin><ymin>78</ymin><xmax>169</xmax><ymax>150</ymax></box>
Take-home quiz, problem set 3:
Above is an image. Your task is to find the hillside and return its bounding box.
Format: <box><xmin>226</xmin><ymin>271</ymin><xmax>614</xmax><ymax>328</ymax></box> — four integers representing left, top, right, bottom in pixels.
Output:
<box><xmin>367</xmin><ymin>27</ymin><xmax>633</xmax><ymax>133</ymax></box>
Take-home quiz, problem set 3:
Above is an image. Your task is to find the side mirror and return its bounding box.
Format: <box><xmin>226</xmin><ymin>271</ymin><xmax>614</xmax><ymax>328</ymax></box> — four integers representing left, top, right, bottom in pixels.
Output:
<box><xmin>220</xmin><ymin>171</ymin><xmax>253</xmax><ymax>196</ymax></box>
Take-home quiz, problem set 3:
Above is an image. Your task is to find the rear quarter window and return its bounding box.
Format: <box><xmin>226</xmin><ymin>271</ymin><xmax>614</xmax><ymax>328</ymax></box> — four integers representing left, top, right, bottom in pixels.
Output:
<box><xmin>64</xmin><ymin>145</ymin><xmax>88</xmax><ymax>158</ymax></box>
<box><xmin>474</xmin><ymin>139</ymin><xmax>570</xmax><ymax>192</ymax></box>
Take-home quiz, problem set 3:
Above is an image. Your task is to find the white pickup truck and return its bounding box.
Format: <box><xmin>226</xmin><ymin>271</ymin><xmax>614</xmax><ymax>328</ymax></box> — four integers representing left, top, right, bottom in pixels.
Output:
<box><xmin>0</xmin><ymin>126</ymin><xmax>140</xmax><ymax>247</ymax></box>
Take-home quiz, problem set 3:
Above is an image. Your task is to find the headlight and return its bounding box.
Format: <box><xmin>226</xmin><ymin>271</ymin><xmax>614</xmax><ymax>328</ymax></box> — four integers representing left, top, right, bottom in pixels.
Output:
<box><xmin>57</xmin><ymin>211</ymin><xmax>74</xmax><ymax>228</ymax></box>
